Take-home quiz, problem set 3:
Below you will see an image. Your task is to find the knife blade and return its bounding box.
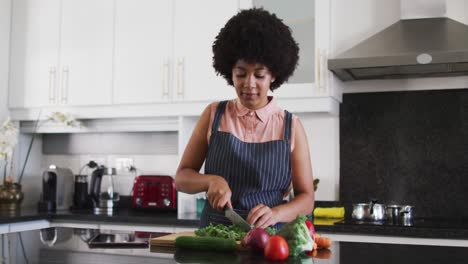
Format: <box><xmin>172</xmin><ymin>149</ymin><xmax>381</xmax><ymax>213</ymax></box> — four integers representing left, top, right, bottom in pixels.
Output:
<box><xmin>224</xmin><ymin>207</ymin><xmax>252</xmax><ymax>231</ymax></box>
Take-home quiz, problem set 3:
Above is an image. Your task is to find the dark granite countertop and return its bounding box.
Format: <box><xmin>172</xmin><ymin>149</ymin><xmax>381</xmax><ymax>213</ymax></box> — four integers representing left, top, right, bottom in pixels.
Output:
<box><xmin>316</xmin><ymin>218</ymin><xmax>468</xmax><ymax>239</ymax></box>
<box><xmin>0</xmin><ymin>206</ymin><xmax>199</xmax><ymax>227</ymax></box>
<box><xmin>2</xmin><ymin>203</ymin><xmax>468</xmax><ymax>239</ymax></box>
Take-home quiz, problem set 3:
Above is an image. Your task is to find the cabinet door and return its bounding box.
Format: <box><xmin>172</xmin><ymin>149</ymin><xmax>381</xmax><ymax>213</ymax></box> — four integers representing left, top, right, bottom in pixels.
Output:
<box><xmin>113</xmin><ymin>0</ymin><xmax>173</xmax><ymax>104</ymax></box>
<box><xmin>173</xmin><ymin>0</ymin><xmax>238</xmax><ymax>102</ymax></box>
<box><xmin>9</xmin><ymin>0</ymin><xmax>61</xmax><ymax>108</ymax></box>
<box><xmin>59</xmin><ymin>0</ymin><xmax>114</xmax><ymax>106</ymax></box>
<box><xmin>250</xmin><ymin>0</ymin><xmax>330</xmax><ymax>99</ymax></box>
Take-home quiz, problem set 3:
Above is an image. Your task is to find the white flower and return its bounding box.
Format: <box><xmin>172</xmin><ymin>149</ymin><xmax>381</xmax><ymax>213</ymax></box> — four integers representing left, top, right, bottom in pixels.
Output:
<box><xmin>47</xmin><ymin>112</ymin><xmax>81</xmax><ymax>127</ymax></box>
<box><xmin>0</xmin><ymin>118</ymin><xmax>18</xmax><ymax>161</ymax></box>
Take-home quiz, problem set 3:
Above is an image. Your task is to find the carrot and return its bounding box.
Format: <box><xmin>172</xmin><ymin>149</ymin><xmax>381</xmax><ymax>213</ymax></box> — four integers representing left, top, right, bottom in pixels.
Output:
<box><xmin>315</xmin><ymin>236</ymin><xmax>331</xmax><ymax>249</ymax></box>
<box><xmin>314</xmin><ymin>249</ymin><xmax>332</xmax><ymax>259</ymax></box>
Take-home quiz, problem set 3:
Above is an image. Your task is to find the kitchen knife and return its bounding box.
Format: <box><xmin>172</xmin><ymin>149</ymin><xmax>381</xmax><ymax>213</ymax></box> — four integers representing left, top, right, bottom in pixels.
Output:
<box><xmin>224</xmin><ymin>207</ymin><xmax>252</xmax><ymax>231</ymax></box>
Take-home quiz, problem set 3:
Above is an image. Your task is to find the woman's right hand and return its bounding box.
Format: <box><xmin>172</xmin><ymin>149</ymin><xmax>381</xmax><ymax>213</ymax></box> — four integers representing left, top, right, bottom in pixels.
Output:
<box><xmin>207</xmin><ymin>176</ymin><xmax>232</xmax><ymax>210</ymax></box>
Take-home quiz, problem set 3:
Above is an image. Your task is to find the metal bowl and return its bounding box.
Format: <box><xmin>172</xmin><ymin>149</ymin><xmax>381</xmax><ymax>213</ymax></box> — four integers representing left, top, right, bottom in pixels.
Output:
<box><xmin>352</xmin><ymin>203</ymin><xmax>370</xmax><ymax>220</ymax></box>
<box><xmin>352</xmin><ymin>202</ymin><xmax>386</xmax><ymax>221</ymax></box>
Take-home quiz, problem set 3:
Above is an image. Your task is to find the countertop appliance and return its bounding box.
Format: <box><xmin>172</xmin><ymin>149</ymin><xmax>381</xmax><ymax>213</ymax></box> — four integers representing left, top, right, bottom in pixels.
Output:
<box><xmin>132</xmin><ymin>175</ymin><xmax>176</xmax><ymax>210</ymax></box>
<box><xmin>73</xmin><ymin>174</ymin><xmax>90</xmax><ymax>210</ymax></box>
<box><xmin>38</xmin><ymin>165</ymin><xmax>74</xmax><ymax>212</ymax></box>
<box><xmin>90</xmin><ymin>166</ymin><xmax>120</xmax><ymax>215</ymax></box>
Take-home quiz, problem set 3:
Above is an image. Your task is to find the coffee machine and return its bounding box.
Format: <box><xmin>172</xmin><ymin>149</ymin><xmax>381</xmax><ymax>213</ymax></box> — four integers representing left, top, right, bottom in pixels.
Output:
<box><xmin>38</xmin><ymin>165</ymin><xmax>74</xmax><ymax>212</ymax></box>
<box><xmin>90</xmin><ymin>166</ymin><xmax>120</xmax><ymax>215</ymax></box>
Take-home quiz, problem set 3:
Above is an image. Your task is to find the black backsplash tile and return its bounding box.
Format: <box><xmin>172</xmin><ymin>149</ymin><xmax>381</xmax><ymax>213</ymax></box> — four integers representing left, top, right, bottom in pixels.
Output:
<box><xmin>340</xmin><ymin>89</ymin><xmax>468</xmax><ymax>219</ymax></box>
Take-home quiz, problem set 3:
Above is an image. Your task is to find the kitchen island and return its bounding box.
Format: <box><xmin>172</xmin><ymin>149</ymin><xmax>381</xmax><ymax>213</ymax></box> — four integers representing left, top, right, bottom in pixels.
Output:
<box><xmin>35</xmin><ymin>239</ymin><xmax>468</xmax><ymax>264</ymax></box>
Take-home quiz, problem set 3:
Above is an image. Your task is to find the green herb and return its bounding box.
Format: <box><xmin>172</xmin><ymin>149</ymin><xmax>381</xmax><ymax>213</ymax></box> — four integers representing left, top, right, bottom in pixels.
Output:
<box><xmin>195</xmin><ymin>224</ymin><xmax>247</xmax><ymax>241</ymax></box>
<box><xmin>264</xmin><ymin>226</ymin><xmax>277</xmax><ymax>236</ymax></box>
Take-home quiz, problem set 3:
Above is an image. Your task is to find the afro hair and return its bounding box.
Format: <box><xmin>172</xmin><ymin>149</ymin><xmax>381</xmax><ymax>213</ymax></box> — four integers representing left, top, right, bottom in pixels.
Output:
<box><xmin>212</xmin><ymin>8</ymin><xmax>299</xmax><ymax>91</ymax></box>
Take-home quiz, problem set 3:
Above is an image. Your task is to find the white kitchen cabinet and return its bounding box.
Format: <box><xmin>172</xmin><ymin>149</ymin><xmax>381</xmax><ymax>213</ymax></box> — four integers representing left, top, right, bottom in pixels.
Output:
<box><xmin>244</xmin><ymin>0</ymin><xmax>337</xmax><ymax>100</ymax></box>
<box><xmin>8</xmin><ymin>0</ymin><xmax>340</xmax><ymax>121</ymax></box>
<box><xmin>8</xmin><ymin>0</ymin><xmax>114</xmax><ymax>108</ymax></box>
<box><xmin>113</xmin><ymin>0</ymin><xmax>238</xmax><ymax>104</ymax></box>
<box><xmin>59</xmin><ymin>0</ymin><xmax>114</xmax><ymax>106</ymax></box>
<box><xmin>9</xmin><ymin>0</ymin><xmax>61</xmax><ymax>108</ymax></box>
<box><xmin>113</xmin><ymin>0</ymin><xmax>173</xmax><ymax>104</ymax></box>
<box><xmin>172</xmin><ymin>0</ymin><xmax>238</xmax><ymax>102</ymax></box>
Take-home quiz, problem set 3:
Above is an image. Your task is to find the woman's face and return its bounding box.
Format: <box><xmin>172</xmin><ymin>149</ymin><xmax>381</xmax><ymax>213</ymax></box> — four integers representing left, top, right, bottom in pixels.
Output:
<box><xmin>232</xmin><ymin>60</ymin><xmax>275</xmax><ymax>110</ymax></box>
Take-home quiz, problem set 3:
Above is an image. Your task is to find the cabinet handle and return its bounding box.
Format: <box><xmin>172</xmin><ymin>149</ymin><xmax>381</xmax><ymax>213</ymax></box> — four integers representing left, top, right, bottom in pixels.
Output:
<box><xmin>49</xmin><ymin>67</ymin><xmax>57</xmax><ymax>104</ymax></box>
<box><xmin>317</xmin><ymin>49</ymin><xmax>328</xmax><ymax>94</ymax></box>
<box><xmin>61</xmin><ymin>66</ymin><xmax>69</xmax><ymax>104</ymax></box>
<box><xmin>316</xmin><ymin>48</ymin><xmax>321</xmax><ymax>93</ymax></box>
<box><xmin>176</xmin><ymin>57</ymin><xmax>185</xmax><ymax>98</ymax></box>
<box><xmin>162</xmin><ymin>59</ymin><xmax>170</xmax><ymax>98</ymax></box>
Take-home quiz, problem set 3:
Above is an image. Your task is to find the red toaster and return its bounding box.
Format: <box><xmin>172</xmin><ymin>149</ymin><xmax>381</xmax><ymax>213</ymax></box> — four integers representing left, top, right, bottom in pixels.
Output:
<box><xmin>132</xmin><ymin>175</ymin><xmax>177</xmax><ymax>210</ymax></box>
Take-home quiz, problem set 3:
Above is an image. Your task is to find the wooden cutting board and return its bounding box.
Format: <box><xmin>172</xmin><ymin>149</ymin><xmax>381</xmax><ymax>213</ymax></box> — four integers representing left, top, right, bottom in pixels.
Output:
<box><xmin>150</xmin><ymin>231</ymin><xmax>196</xmax><ymax>253</ymax></box>
<box><xmin>150</xmin><ymin>231</ymin><xmax>245</xmax><ymax>253</ymax></box>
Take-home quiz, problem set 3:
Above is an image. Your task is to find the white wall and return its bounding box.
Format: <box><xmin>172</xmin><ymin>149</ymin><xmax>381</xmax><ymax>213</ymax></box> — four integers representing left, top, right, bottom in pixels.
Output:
<box><xmin>0</xmin><ymin>0</ymin><xmax>11</xmax><ymax>121</ymax></box>
<box><xmin>331</xmin><ymin>0</ymin><xmax>401</xmax><ymax>57</ymax></box>
<box><xmin>300</xmin><ymin>113</ymin><xmax>340</xmax><ymax>201</ymax></box>
<box><xmin>447</xmin><ymin>0</ymin><xmax>468</xmax><ymax>24</ymax></box>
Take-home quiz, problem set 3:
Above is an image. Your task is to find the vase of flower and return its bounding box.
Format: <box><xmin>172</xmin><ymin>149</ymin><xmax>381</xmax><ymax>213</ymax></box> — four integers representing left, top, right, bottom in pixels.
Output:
<box><xmin>0</xmin><ymin>181</ymin><xmax>24</xmax><ymax>212</ymax></box>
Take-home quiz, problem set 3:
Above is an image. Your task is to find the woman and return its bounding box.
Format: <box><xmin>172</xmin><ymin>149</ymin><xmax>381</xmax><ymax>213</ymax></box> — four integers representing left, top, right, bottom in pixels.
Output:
<box><xmin>175</xmin><ymin>8</ymin><xmax>314</xmax><ymax>229</ymax></box>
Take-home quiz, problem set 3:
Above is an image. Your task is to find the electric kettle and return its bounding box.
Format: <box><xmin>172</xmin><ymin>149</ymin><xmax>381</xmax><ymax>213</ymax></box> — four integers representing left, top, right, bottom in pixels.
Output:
<box><xmin>90</xmin><ymin>166</ymin><xmax>119</xmax><ymax>215</ymax></box>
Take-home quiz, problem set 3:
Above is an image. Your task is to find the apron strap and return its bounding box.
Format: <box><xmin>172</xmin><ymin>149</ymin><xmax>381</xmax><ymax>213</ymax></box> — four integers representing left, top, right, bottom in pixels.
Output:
<box><xmin>211</xmin><ymin>101</ymin><xmax>228</xmax><ymax>134</ymax></box>
<box><xmin>283</xmin><ymin>110</ymin><xmax>293</xmax><ymax>142</ymax></box>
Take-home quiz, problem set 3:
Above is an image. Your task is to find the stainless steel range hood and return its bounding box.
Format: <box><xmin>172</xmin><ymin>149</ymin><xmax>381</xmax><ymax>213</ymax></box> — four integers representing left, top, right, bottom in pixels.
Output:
<box><xmin>328</xmin><ymin>17</ymin><xmax>468</xmax><ymax>81</ymax></box>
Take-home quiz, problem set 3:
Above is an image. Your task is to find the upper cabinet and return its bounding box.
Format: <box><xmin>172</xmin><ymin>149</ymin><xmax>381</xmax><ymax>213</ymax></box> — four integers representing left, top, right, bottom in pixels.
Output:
<box><xmin>113</xmin><ymin>0</ymin><xmax>238</xmax><ymax>104</ymax></box>
<box><xmin>9</xmin><ymin>0</ymin><xmax>61</xmax><ymax>108</ymax></box>
<box><xmin>9</xmin><ymin>0</ymin><xmax>113</xmax><ymax>108</ymax></box>
<box><xmin>113</xmin><ymin>0</ymin><xmax>173</xmax><ymax>104</ymax></box>
<box><xmin>172</xmin><ymin>0</ymin><xmax>238</xmax><ymax>102</ymax></box>
<box><xmin>59</xmin><ymin>0</ymin><xmax>114</xmax><ymax>106</ymax></box>
<box><xmin>8</xmin><ymin>0</ymin><xmax>339</xmax><ymax>121</ymax></box>
<box><xmin>245</xmin><ymin>0</ymin><xmax>334</xmax><ymax>100</ymax></box>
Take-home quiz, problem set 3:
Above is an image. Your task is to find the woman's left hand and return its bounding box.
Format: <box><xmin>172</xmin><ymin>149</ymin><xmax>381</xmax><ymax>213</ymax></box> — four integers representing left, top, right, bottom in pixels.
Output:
<box><xmin>246</xmin><ymin>204</ymin><xmax>280</xmax><ymax>228</ymax></box>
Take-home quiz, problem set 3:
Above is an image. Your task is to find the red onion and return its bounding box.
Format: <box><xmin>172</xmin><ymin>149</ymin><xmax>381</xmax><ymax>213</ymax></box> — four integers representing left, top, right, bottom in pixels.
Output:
<box><xmin>241</xmin><ymin>228</ymin><xmax>270</xmax><ymax>253</ymax></box>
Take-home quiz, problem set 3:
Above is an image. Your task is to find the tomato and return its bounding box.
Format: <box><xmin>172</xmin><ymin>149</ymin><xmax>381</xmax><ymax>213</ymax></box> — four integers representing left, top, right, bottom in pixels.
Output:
<box><xmin>305</xmin><ymin>220</ymin><xmax>315</xmax><ymax>240</ymax></box>
<box><xmin>264</xmin><ymin>235</ymin><xmax>289</xmax><ymax>261</ymax></box>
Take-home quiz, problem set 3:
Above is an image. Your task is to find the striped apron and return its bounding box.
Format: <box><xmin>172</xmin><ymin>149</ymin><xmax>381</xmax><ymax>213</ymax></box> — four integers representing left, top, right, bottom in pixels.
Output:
<box><xmin>199</xmin><ymin>101</ymin><xmax>292</xmax><ymax>229</ymax></box>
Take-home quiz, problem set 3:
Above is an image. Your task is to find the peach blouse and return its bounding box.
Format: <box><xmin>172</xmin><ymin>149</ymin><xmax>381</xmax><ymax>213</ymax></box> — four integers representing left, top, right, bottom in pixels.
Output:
<box><xmin>207</xmin><ymin>97</ymin><xmax>297</xmax><ymax>151</ymax></box>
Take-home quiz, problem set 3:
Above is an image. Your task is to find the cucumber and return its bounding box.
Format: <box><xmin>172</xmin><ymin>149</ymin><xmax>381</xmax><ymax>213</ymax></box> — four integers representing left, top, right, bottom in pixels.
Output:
<box><xmin>175</xmin><ymin>236</ymin><xmax>237</xmax><ymax>252</ymax></box>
